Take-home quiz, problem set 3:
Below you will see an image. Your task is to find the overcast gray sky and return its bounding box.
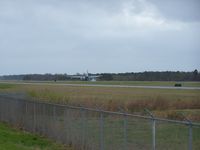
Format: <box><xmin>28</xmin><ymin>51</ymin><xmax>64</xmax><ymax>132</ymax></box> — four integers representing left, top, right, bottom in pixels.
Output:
<box><xmin>0</xmin><ymin>0</ymin><xmax>200</xmax><ymax>75</ymax></box>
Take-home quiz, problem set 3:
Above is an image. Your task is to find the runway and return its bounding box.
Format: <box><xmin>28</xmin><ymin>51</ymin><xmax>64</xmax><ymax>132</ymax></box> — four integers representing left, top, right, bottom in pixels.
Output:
<box><xmin>1</xmin><ymin>81</ymin><xmax>200</xmax><ymax>90</ymax></box>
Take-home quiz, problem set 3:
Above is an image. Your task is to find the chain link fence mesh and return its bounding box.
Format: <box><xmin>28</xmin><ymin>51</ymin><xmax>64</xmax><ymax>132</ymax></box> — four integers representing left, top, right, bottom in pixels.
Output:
<box><xmin>0</xmin><ymin>94</ymin><xmax>200</xmax><ymax>150</ymax></box>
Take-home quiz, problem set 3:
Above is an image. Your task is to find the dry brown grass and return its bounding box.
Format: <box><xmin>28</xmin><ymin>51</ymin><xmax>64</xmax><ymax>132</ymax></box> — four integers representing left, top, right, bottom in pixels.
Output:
<box><xmin>1</xmin><ymin>83</ymin><xmax>200</xmax><ymax>121</ymax></box>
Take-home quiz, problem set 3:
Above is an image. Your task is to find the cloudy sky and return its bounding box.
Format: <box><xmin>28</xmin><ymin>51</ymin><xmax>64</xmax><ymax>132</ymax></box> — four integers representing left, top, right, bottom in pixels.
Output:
<box><xmin>0</xmin><ymin>0</ymin><xmax>200</xmax><ymax>75</ymax></box>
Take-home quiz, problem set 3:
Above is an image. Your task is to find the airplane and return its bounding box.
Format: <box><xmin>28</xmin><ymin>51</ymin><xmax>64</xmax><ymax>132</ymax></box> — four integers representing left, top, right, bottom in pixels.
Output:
<box><xmin>69</xmin><ymin>71</ymin><xmax>100</xmax><ymax>81</ymax></box>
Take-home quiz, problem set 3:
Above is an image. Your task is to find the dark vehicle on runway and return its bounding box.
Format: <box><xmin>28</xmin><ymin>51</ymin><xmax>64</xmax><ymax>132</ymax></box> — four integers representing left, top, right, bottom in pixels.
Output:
<box><xmin>174</xmin><ymin>83</ymin><xmax>182</xmax><ymax>87</ymax></box>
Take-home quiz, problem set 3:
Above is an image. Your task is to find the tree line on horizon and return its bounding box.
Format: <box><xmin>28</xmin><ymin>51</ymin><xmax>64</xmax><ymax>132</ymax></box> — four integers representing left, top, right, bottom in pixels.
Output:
<box><xmin>0</xmin><ymin>70</ymin><xmax>199</xmax><ymax>81</ymax></box>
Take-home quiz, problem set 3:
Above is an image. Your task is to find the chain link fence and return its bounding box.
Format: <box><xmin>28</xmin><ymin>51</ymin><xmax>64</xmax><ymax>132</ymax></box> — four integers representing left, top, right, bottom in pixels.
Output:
<box><xmin>0</xmin><ymin>94</ymin><xmax>200</xmax><ymax>150</ymax></box>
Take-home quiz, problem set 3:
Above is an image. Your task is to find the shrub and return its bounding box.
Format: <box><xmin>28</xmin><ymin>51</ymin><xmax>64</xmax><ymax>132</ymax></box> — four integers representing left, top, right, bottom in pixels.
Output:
<box><xmin>166</xmin><ymin>111</ymin><xmax>185</xmax><ymax>120</ymax></box>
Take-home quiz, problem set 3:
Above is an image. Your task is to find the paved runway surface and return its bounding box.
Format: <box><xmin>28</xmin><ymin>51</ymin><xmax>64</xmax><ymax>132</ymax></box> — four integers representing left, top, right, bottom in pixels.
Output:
<box><xmin>1</xmin><ymin>81</ymin><xmax>200</xmax><ymax>90</ymax></box>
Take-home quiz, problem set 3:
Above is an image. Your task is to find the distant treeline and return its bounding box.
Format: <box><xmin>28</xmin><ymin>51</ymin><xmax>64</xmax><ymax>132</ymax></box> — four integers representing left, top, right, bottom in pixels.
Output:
<box><xmin>99</xmin><ymin>70</ymin><xmax>200</xmax><ymax>81</ymax></box>
<box><xmin>0</xmin><ymin>70</ymin><xmax>200</xmax><ymax>81</ymax></box>
<box><xmin>0</xmin><ymin>74</ymin><xmax>70</xmax><ymax>81</ymax></box>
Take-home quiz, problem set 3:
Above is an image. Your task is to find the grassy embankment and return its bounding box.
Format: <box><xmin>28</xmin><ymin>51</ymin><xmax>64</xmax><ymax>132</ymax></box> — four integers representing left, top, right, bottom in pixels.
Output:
<box><xmin>0</xmin><ymin>122</ymin><xmax>71</xmax><ymax>150</ymax></box>
<box><xmin>0</xmin><ymin>82</ymin><xmax>200</xmax><ymax>121</ymax></box>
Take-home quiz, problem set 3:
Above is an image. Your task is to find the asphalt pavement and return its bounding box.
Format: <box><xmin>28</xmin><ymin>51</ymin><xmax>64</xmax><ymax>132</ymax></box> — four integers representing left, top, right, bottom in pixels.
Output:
<box><xmin>1</xmin><ymin>81</ymin><xmax>200</xmax><ymax>90</ymax></box>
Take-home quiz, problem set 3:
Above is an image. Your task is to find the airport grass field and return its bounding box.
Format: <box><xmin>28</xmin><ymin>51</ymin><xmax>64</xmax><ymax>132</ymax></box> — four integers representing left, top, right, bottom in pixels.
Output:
<box><xmin>0</xmin><ymin>122</ymin><xmax>71</xmax><ymax>150</ymax></box>
<box><xmin>0</xmin><ymin>81</ymin><xmax>200</xmax><ymax>121</ymax></box>
<box><xmin>0</xmin><ymin>81</ymin><xmax>200</xmax><ymax>149</ymax></box>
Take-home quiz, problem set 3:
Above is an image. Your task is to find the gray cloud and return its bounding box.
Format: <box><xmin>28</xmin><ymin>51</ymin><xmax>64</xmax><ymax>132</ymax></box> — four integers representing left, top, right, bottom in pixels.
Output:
<box><xmin>150</xmin><ymin>0</ymin><xmax>200</xmax><ymax>22</ymax></box>
<box><xmin>0</xmin><ymin>0</ymin><xmax>199</xmax><ymax>75</ymax></box>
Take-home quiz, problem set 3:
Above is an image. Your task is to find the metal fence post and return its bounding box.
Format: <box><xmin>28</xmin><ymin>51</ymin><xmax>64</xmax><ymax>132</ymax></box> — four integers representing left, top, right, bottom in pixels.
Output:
<box><xmin>33</xmin><ymin>102</ymin><xmax>36</xmax><ymax>132</ymax></box>
<box><xmin>145</xmin><ymin>109</ymin><xmax>156</xmax><ymax>150</ymax></box>
<box><xmin>63</xmin><ymin>107</ymin><xmax>67</xmax><ymax>143</ymax></box>
<box><xmin>152</xmin><ymin>119</ymin><xmax>156</xmax><ymax>150</ymax></box>
<box><xmin>185</xmin><ymin>117</ymin><xmax>193</xmax><ymax>150</ymax></box>
<box><xmin>119</xmin><ymin>107</ymin><xmax>128</xmax><ymax>150</ymax></box>
<box><xmin>0</xmin><ymin>99</ymin><xmax>2</xmax><ymax>121</ymax></box>
<box><xmin>182</xmin><ymin>114</ymin><xmax>193</xmax><ymax>150</ymax></box>
<box><xmin>42</xmin><ymin>103</ymin><xmax>46</xmax><ymax>135</ymax></box>
<box><xmin>53</xmin><ymin>105</ymin><xmax>56</xmax><ymax>139</ymax></box>
<box><xmin>123</xmin><ymin>112</ymin><xmax>127</xmax><ymax>150</ymax></box>
<box><xmin>188</xmin><ymin>123</ymin><xmax>193</xmax><ymax>150</ymax></box>
<box><xmin>25</xmin><ymin>101</ymin><xmax>28</xmax><ymax>130</ymax></box>
<box><xmin>99</xmin><ymin>110</ymin><xmax>104</xmax><ymax>150</ymax></box>
<box><xmin>80</xmin><ymin>108</ymin><xmax>86</xmax><ymax>150</ymax></box>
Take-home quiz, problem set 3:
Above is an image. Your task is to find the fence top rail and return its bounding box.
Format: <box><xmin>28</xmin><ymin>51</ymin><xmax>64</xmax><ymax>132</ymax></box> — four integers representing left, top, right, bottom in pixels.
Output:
<box><xmin>0</xmin><ymin>94</ymin><xmax>200</xmax><ymax>127</ymax></box>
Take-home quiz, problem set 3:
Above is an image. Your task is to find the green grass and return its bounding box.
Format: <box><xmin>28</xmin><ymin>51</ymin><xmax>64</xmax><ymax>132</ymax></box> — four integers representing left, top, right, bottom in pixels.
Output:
<box><xmin>52</xmin><ymin>115</ymin><xmax>200</xmax><ymax>150</ymax></box>
<box><xmin>0</xmin><ymin>83</ymin><xmax>15</xmax><ymax>89</ymax></box>
<box><xmin>0</xmin><ymin>122</ymin><xmax>71</xmax><ymax>150</ymax></box>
